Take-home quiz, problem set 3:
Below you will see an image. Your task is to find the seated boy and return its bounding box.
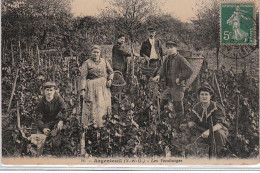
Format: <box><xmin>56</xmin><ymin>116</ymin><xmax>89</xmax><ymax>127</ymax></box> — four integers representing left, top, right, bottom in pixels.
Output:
<box><xmin>35</xmin><ymin>81</ymin><xmax>67</xmax><ymax>135</ymax></box>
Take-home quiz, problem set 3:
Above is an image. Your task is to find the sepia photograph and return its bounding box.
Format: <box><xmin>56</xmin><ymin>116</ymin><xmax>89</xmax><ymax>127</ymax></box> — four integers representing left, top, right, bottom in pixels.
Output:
<box><xmin>1</xmin><ymin>0</ymin><xmax>259</xmax><ymax>169</ymax></box>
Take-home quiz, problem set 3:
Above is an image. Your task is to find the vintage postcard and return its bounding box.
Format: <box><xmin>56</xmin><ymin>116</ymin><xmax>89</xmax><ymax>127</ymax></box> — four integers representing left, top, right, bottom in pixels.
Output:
<box><xmin>1</xmin><ymin>0</ymin><xmax>259</xmax><ymax>170</ymax></box>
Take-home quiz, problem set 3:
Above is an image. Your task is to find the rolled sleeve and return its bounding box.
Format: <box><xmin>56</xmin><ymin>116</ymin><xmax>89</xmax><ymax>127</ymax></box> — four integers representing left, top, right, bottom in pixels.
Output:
<box><xmin>106</xmin><ymin>60</ymin><xmax>114</xmax><ymax>80</ymax></box>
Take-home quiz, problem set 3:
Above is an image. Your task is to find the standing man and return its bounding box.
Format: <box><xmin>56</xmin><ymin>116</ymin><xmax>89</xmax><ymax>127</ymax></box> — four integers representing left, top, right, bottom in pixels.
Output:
<box><xmin>153</xmin><ymin>40</ymin><xmax>193</xmax><ymax>116</ymax></box>
<box><xmin>112</xmin><ymin>34</ymin><xmax>138</xmax><ymax>77</ymax></box>
<box><xmin>140</xmin><ymin>27</ymin><xmax>164</xmax><ymax>78</ymax></box>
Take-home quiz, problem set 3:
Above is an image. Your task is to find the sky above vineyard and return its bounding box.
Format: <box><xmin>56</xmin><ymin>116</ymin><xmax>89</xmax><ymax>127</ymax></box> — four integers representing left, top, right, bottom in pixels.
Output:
<box><xmin>71</xmin><ymin>0</ymin><xmax>207</xmax><ymax>22</ymax></box>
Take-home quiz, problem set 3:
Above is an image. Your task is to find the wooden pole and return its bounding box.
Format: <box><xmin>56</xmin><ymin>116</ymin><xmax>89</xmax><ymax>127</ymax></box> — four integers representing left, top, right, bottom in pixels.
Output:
<box><xmin>36</xmin><ymin>45</ymin><xmax>41</xmax><ymax>74</ymax></box>
<box><xmin>2</xmin><ymin>40</ymin><xmax>5</xmax><ymax>61</ymax></box>
<box><xmin>18</xmin><ymin>40</ymin><xmax>23</xmax><ymax>67</ymax></box>
<box><xmin>213</xmin><ymin>73</ymin><xmax>224</xmax><ymax>106</ymax></box>
<box><xmin>11</xmin><ymin>43</ymin><xmax>14</xmax><ymax>67</ymax></box>
<box><xmin>68</xmin><ymin>59</ymin><xmax>70</xmax><ymax>79</ymax></box>
<box><xmin>211</xmin><ymin>71</ymin><xmax>215</xmax><ymax>90</ymax></box>
<box><xmin>235</xmin><ymin>51</ymin><xmax>238</xmax><ymax>81</ymax></box>
<box><xmin>157</xmin><ymin>94</ymin><xmax>160</xmax><ymax>121</ymax></box>
<box><xmin>80</xmin><ymin>131</ymin><xmax>86</xmax><ymax>156</ymax></box>
<box><xmin>74</xmin><ymin>79</ymin><xmax>77</xmax><ymax>95</ymax></box>
<box><xmin>216</xmin><ymin>46</ymin><xmax>219</xmax><ymax>71</ymax></box>
<box><xmin>7</xmin><ymin>69</ymin><xmax>19</xmax><ymax>113</ymax></box>
<box><xmin>130</xmin><ymin>42</ymin><xmax>135</xmax><ymax>77</ymax></box>
<box><xmin>52</xmin><ymin>63</ymin><xmax>56</xmax><ymax>82</ymax></box>
<box><xmin>17</xmin><ymin>101</ymin><xmax>21</xmax><ymax>129</ymax></box>
<box><xmin>80</xmin><ymin>97</ymin><xmax>86</xmax><ymax>156</ymax></box>
<box><xmin>235</xmin><ymin>94</ymin><xmax>240</xmax><ymax>140</ymax></box>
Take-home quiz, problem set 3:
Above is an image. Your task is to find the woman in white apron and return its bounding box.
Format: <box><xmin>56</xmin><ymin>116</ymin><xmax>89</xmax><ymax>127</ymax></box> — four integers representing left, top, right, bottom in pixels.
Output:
<box><xmin>80</xmin><ymin>45</ymin><xmax>114</xmax><ymax>128</ymax></box>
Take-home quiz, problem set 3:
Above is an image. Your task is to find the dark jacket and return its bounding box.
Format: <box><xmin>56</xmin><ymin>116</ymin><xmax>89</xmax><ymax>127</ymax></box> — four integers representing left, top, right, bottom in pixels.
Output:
<box><xmin>189</xmin><ymin>101</ymin><xmax>229</xmax><ymax>132</ymax></box>
<box><xmin>140</xmin><ymin>39</ymin><xmax>163</xmax><ymax>60</ymax></box>
<box><xmin>35</xmin><ymin>93</ymin><xmax>67</xmax><ymax>131</ymax></box>
<box><xmin>188</xmin><ymin>101</ymin><xmax>229</xmax><ymax>157</ymax></box>
<box><xmin>112</xmin><ymin>43</ymin><xmax>131</xmax><ymax>72</ymax></box>
<box><xmin>158</xmin><ymin>53</ymin><xmax>193</xmax><ymax>87</ymax></box>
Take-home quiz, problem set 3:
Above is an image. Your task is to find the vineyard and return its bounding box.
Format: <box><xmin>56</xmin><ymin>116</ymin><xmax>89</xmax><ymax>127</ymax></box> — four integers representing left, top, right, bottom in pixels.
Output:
<box><xmin>1</xmin><ymin>43</ymin><xmax>259</xmax><ymax>158</ymax></box>
<box><xmin>1</xmin><ymin>0</ymin><xmax>259</xmax><ymax>159</ymax></box>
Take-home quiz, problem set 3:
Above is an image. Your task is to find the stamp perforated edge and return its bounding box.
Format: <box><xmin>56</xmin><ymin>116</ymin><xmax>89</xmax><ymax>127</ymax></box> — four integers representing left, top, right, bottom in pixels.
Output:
<box><xmin>219</xmin><ymin>0</ymin><xmax>257</xmax><ymax>46</ymax></box>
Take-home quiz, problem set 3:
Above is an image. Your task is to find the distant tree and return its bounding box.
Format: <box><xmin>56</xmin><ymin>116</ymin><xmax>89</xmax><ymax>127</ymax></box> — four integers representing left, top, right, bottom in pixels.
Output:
<box><xmin>2</xmin><ymin>0</ymin><xmax>72</xmax><ymax>49</ymax></box>
<box><xmin>102</xmin><ymin>0</ymin><xmax>161</xmax><ymax>44</ymax></box>
<box><xmin>191</xmin><ymin>1</ymin><xmax>221</xmax><ymax>69</ymax></box>
<box><xmin>145</xmin><ymin>14</ymin><xmax>193</xmax><ymax>48</ymax></box>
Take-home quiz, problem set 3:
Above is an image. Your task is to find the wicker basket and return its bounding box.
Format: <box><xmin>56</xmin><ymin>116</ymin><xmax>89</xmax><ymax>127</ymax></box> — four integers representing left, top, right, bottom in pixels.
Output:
<box><xmin>178</xmin><ymin>50</ymin><xmax>204</xmax><ymax>87</ymax></box>
<box><xmin>141</xmin><ymin>66</ymin><xmax>156</xmax><ymax>77</ymax></box>
<box><xmin>111</xmin><ymin>71</ymin><xmax>126</xmax><ymax>93</ymax></box>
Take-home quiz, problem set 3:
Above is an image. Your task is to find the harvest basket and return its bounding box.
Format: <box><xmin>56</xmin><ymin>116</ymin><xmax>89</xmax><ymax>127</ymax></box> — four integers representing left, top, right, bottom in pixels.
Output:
<box><xmin>140</xmin><ymin>59</ymin><xmax>157</xmax><ymax>77</ymax></box>
<box><xmin>141</xmin><ymin>66</ymin><xmax>156</xmax><ymax>77</ymax></box>
<box><xmin>178</xmin><ymin>50</ymin><xmax>204</xmax><ymax>87</ymax></box>
<box><xmin>111</xmin><ymin>71</ymin><xmax>126</xmax><ymax>93</ymax></box>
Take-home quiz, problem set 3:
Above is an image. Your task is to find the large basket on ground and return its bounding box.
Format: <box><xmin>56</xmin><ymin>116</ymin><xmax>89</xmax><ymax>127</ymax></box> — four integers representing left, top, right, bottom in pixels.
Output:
<box><xmin>111</xmin><ymin>71</ymin><xmax>126</xmax><ymax>93</ymax></box>
<box><xmin>140</xmin><ymin>60</ymin><xmax>157</xmax><ymax>77</ymax></box>
<box><xmin>178</xmin><ymin>50</ymin><xmax>204</xmax><ymax>87</ymax></box>
<box><xmin>141</xmin><ymin>66</ymin><xmax>156</xmax><ymax>77</ymax></box>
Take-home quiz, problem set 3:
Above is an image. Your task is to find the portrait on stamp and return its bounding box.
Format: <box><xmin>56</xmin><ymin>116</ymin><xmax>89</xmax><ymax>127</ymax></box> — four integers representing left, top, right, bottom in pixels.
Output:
<box><xmin>221</xmin><ymin>2</ymin><xmax>256</xmax><ymax>45</ymax></box>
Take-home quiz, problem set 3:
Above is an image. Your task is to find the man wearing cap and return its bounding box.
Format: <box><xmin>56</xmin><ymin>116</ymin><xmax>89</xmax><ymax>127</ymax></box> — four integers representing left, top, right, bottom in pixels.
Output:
<box><xmin>35</xmin><ymin>82</ymin><xmax>67</xmax><ymax>135</ymax></box>
<box><xmin>153</xmin><ymin>40</ymin><xmax>193</xmax><ymax>116</ymax></box>
<box><xmin>140</xmin><ymin>27</ymin><xmax>164</xmax><ymax>77</ymax></box>
<box><xmin>112</xmin><ymin>34</ymin><xmax>138</xmax><ymax>77</ymax></box>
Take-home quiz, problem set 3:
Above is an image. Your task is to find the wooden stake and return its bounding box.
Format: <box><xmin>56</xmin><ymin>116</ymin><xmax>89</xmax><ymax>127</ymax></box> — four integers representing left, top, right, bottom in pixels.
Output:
<box><xmin>235</xmin><ymin>94</ymin><xmax>240</xmax><ymax>140</ymax></box>
<box><xmin>36</xmin><ymin>45</ymin><xmax>41</xmax><ymax>74</ymax></box>
<box><xmin>157</xmin><ymin>88</ymin><xmax>160</xmax><ymax>121</ymax></box>
<box><xmin>130</xmin><ymin>42</ymin><xmax>135</xmax><ymax>77</ymax></box>
<box><xmin>52</xmin><ymin>63</ymin><xmax>56</xmax><ymax>82</ymax></box>
<box><xmin>74</xmin><ymin>78</ymin><xmax>77</xmax><ymax>95</ymax></box>
<box><xmin>17</xmin><ymin>101</ymin><xmax>21</xmax><ymax>129</ymax></box>
<box><xmin>211</xmin><ymin>72</ymin><xmax>215</xmax><ymax>89</ymax></box>
<box><xmin>68</xmin><ymin>59</ymin><xmax>70</xmax><ymax>78</ymax></box>
<box><xmin>18</xmin><ymin>40</ymin><xmax>23</xmax><ymax>67</ymax></box>
<box><xmin>7</xmin><ymin>69</ymin><xmax>19</xmax><ymax>113</ymax></box>
<box><xmin>80</xmin><ymin>131</ymin><xmax>86</xmax><ymax>156</ymax></box>
<box><xmin>11</xmin><ymin>43</ymin><xmax>14</xmax><ymax>67</ymax></box>
<box><xmin>213</xmin><ymin>73</ymin><xmax>224</xmax><ymax>106</ymax></box>
<box><xmin>80</xmin><ymin>97</ymin><xmax>86</xmax><ymax>156</ymax></box>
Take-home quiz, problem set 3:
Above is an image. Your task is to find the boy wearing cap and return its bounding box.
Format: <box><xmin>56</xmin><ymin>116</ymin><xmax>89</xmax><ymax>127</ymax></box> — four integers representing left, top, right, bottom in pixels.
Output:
<box><xmin>35</xmin><ymin>82</ymin><xmax>67</xmax><ymax>135</ymax></box>
<box><xmin>140</xmin><ymin>27</ymin><xmax>164</xmax><ymax>77</ymax></box>
<box><xmin>153</xmin><ymin>40</ymin><xmax>193</xmax><ymax>116</ymax></box>
<box><xmin>112</xmin><ymin>34</ymin><xmax>138</xmax><ymax>77</ymax></box>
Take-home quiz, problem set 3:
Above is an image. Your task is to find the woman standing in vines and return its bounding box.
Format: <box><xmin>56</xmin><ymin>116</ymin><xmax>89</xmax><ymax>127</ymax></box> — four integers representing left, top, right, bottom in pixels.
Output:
<box><xmin>80</xmin><ymin>45</ymin><xmax>114</xmax><ymax>128</ymax></box>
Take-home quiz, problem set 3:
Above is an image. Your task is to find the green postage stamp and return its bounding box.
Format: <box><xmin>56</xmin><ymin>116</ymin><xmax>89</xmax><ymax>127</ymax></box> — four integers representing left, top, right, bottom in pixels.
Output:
<box><xmin>220</xmin><ymin>2</ymin><xmax>256</xmax><ymax>45</ymax></box>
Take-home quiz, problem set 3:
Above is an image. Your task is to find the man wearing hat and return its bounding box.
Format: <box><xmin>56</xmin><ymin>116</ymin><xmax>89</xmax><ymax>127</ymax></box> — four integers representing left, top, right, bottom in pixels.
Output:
<box><xmin>112</xmin><ymin>34</ymin><xmax>139</xmax><ymax>77</ymax></box>
<box><xmin>153</xmin><ymin>40</ymin><xmax>193</xmax><ymax>116</ymax></box>
<box><xmin>35</xmin><ymin>81</ymin><xmax>67</xmax><ymax>135</ymax></box>
<box><xmin>140</xmin><ymin>27</ymin><xmax>164</xmax><ymax>77</ymax></box>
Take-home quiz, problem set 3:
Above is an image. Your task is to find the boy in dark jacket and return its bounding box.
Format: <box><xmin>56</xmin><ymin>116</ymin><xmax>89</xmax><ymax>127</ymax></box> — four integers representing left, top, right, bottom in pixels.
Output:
<box><xmin>153</xmin><ymin>40</ymin><xmax>193</xmax><ymax>115</ymax></box>
<box><xmin>35</xmin><ymin>82</ymin><xmax>67</xmax><ymax>135</ymax></box>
